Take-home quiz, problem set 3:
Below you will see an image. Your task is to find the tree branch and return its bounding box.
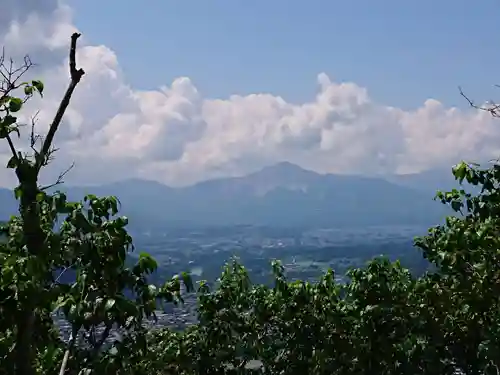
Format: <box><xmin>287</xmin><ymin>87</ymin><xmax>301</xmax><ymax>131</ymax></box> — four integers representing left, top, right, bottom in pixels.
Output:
<box><xmin>37</xmin><ymin>32</ymin><xmax>85</xmax><ymax>171</ymax></box>
<box><xmin>29</xmin><ymin>111</ymin><xmax>41</xmax><ymax>150</ymax></box>
<box><xmin>51</xmin><ymin>263</ymin><xmax>74</xmax><ymax>289</ymax></box>
<box><xmin>459</xmin><ymin>85</ymin><xmax>500</xmax><ymax>117</ymax></box>
<box><xmin>40</xmin><ymin>162</ymin><xmax>75</xmax><ymax>191</ymax></box>
<box><xmin>5</xmin><ymin>135</ymin><xmax>17</xmax><ymax>159</ymax></box>
<box><xmin>59</xmin><ymin>326</ymin><xmax>78</xmax><ymax>375</ymax></box>
<box><xmin>0</xmin><ymin>50</ymin><xmax>33</xmax><ymax>163</ymax></box>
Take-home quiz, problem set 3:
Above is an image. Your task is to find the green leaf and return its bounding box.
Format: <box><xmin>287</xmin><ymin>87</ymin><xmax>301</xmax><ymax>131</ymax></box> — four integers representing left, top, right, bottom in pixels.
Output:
<box><xmin>105</xmin><ymin>298</ymin><xmax>116</xmax><ymax>311</ymax></box>
<box><xmin>0</xmin><ymin>95</ymin><xmax>10</xmax><ymax>106</ymax></box>
<box><xmin>24</xmin><ymin>85</ymin><xmax>34</xmax><ymax>95</ymax></box>
<box><xmin>36</xmin><ymin>192</ymin><xmax>46</xmax><ymax>202</ymax></box>
<box><xmin>68</xmin><ymin>305</ymin><xmax>78</xmax><ymax>322</ymax></box>
<box><xmin>452</xmin><ymin>162</ymin><xmax>467</xmax><ymax>184</ymax></box>
<box><xmin>138</xmin><ymin>251</ymin><xmax>158</xmax><ymax>274</ymax></box>
<box><xmin>54</xmin><ymin>296</ymin><xmax>71</xmax><ymax>311</ymax></box>
<box><xmin>8</xmin><ymin>97</ymin><xmax>23</xmax><ymax>113</ymax></box>
<box><xmin>181</xmin><ymin>271</ymin><xmax>194</xmax><ymax>293</ymax></box>
<box><xmin>14</xmin><ymin>186</ymin><xmax>22</xmax><ymax>200</ymax></box>
<box><xmin>32</xmin><ymin>80</ymin><xmax>44</xmax><ymax>96</ymax></box>
<box><xmin>2</xmin><ymin>115</ymin><xmax>17</xmax><ymax>126</ymax></box>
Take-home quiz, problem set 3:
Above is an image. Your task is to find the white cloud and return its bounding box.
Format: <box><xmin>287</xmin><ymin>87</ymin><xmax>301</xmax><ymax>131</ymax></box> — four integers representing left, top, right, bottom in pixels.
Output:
<box><xmin>0</xmin><ymin>1</ymin><xmax>498</xmax><ymax>188</ymax></box>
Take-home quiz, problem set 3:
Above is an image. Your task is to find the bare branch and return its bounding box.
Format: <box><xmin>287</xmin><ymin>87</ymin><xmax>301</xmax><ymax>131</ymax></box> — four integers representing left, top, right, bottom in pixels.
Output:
<box><xmin>51</xmin><ymin>263</ymin><xmax>75</xmax><ymax>289</ymax></box>
<box><xmin>37</xmin><ymin>32</ymin><xmax>85</xmax><ymax>171</ymax></box>
<box><xmin>0</xmin><ymin>52</ymin><xmax>33</xmax><ymax>102</ymax></box>
<box><xmin>58</xmin><ymin>326</ymin><xmax>78</xmax><ymax>375</ymax></box>
<box><xmin>40</xmin><ymin>162</ymin><xmax>75</xmax><ymax>191</ymax></box>
<box><xmin>459</xmin><ymin>86</ymin><xmax>500</xmax><ymax>117</ymax></box>
<box><xmin>29</xmin><ymin>110</ymin><xmax>41</xmax><ymax>151</ymax></box>
<box><xmin>0</xmin><ymin>49</ymin><xmax>34</xmax><ymax>162</ymax></box>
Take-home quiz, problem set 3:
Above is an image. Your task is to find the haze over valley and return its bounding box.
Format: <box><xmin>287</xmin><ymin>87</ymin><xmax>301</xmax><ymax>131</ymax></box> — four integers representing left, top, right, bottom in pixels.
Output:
<box><xmin>1</xmin><ymin>161</ymin><xmax>453</xmax><ymax>230</ymax></box>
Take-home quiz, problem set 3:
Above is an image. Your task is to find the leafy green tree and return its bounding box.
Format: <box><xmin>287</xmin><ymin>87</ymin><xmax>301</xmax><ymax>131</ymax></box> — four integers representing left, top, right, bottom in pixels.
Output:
<box><xmin>414</xmin><ymin>160</ymin><xmax>500</xmax><ymax>374</ymax></box>
<box><xmin>0</xmin><ymin>34</ymin><xmax>192</xmax><ymax>375</ymax></box>
<box><xmin>143</xmin><ymin>158</ymin><xmax>500</xmax><ymax>374</ymax></box>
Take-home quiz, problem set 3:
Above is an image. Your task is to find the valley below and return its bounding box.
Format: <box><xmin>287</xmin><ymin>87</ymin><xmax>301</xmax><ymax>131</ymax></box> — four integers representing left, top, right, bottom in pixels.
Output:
<box><xmin>54</xmin><ymin>224</ymin><xmax>433</xmax><ymax>342</ymax></box>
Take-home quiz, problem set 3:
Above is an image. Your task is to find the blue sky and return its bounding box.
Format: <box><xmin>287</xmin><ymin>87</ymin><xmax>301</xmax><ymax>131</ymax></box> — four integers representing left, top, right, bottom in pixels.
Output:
<box><xmin>2</xmin><ymin>1</ymin><xmax>500</xmax><ymax>186</ymax></box>
<box><xmin>72</xmin><ymin>0</ymin><xmax>500</xmax><ymax>109</ymax></box>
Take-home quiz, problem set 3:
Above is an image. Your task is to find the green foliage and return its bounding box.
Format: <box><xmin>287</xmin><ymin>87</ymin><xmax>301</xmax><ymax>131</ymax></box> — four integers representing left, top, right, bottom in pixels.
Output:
<box><xmin>0</xmin><ymin>35</ymin><xmax>193</xmax><ymax>375</ymax></box>
<box><xmin>3</xmin><ymin>34</ymin><xmax>500</xmax><ymax>375</ymax></box>
<box><xmin>127</xmin><ymin>163</ymin><xmax>500</xmax><ymax>374</ymax></box>
<box><xmin>0</xmin><ymin>191</ymin><xmax>194</xmax><ymax>374</ymax></box>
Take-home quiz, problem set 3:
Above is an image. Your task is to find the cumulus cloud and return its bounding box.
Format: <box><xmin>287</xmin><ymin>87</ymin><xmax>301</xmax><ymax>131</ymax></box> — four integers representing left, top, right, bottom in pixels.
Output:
<box><xmin>0</xmin><ymin>0</ymin><xmax>498</xmax><ymax>188</ymax></box>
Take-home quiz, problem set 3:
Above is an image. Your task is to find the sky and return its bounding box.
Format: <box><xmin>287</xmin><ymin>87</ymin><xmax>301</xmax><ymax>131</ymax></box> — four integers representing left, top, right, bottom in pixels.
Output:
<box><xmin>0</xmin><ymin>0</ymin><xmax>500</xmax><ymax>187</ymax></box>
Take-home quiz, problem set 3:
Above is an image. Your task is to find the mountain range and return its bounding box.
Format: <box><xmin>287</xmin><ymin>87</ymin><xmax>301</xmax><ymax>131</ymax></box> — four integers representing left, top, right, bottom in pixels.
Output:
<box><xmin>0</xmin><ymin>162</ymin><xmax>453</xmax><ymax>229</ymax></box>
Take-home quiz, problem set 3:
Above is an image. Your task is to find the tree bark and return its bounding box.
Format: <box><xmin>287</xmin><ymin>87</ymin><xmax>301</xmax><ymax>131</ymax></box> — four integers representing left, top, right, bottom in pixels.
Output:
<box><xmin>15</xmin><ymin>308</ymin><xmax>36</xmax><ymax>375</ymax></box>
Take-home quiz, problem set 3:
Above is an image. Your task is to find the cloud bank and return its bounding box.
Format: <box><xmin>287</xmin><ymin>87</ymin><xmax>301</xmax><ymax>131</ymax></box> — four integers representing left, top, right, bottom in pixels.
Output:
<box><xmin>0</xmin><ymin>1</ymin><xmax>498</xmax><ymax>188</ymax></box>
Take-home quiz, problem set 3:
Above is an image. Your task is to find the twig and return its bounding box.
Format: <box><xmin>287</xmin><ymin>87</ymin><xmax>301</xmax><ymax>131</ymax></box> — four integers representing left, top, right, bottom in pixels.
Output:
<box><xmin>0</xmin><ymin>53</ymin><xmax>33</xmax><ymax>102</ymax></box>
<box><xmin>29</xmin><ymin>110</ymin><xmax>41</xmax><ymax>151</ymax></box>
<box><xmin>52</xmin><ymin>264</ymin><xmax>73</xmax><ymax>287</ymax></box>
<box><xmin>0</xmin><ymin>50</ymin><xmax>33</xmax><ymax>162</ymax></box>
<box><xmin>459</xmin><ymin>86</ymin><xmax>500</xmax><ymax>117</ymax></box>
<box><xmin>40</xmin><ymin>162</ymin><xmax>75</xmax><ymax>191</ymax></box>
<box><xmin>37</xmin><ymin>32</ymin><xmax>85</xmax><ymax>171</ymax></box>
<box><xmin>59</xmin><ymin>326</ymin><xmax>78</xmax><ymax>375</ymax></box>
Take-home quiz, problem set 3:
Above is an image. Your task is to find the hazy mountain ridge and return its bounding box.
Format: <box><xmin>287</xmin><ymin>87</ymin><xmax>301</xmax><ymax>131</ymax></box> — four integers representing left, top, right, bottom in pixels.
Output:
<box><xmin>0</xmin><ymin>162</ymin><xmax>451</xmax><ymax>228</ymax></box>
<box><xmin>385</xmin><ymin>168</ymin><xmax>459</xmax><ymax>194</ymax></box>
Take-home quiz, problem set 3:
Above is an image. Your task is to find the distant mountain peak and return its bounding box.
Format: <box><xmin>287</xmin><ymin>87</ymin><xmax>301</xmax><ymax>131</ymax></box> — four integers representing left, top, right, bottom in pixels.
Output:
<box><xmin>238</xmin><ymin>162</ymin><xmax>321</xmax><ymax>196</ymax></box>
<box><xmin>251</xmin><ymin>162</ymin><xmax>316</xmax><ymax>179</ymax></box>
<box><xmin>0</xmin><ymin>163</ymin><xmax>450</xmax><ymax>228</ymax></box>
<box><xmin>267</xmin><ymin>161</ymin><xmax>304</xmax><ymax>170</ymax></box>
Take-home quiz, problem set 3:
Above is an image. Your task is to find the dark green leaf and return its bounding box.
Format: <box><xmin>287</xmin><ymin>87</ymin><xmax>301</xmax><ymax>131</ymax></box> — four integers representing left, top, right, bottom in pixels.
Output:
<box><xmin>2</xmin><ymin>115</ymin><xmax>17</xmax><ymax>126</ymax></box>
<box><xmin>32</xmin><ymin>80</ymin><xmax>44</xmax><ymax>96</ymax></box>
<box><xmin>14</xmin><ymin>186</ymin><xmax>22</xmax><ymax>200</ymax></box>
<box><xmin>24</xmin><ymin>85</ymin><xmax>34</xmax><ymax>95</ymax></box>
<box><xmin>8</xmin><ymin>97</ymin><xmax>23</xmax><ymax>113</ymax></box>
